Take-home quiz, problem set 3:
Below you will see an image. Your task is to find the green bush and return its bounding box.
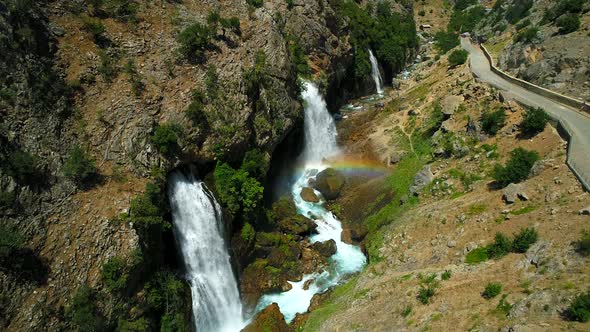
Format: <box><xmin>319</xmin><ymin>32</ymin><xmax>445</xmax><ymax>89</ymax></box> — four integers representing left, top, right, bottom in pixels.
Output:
<box><xmin>214</xmin><ymin>159</ymin><xmax>264</xmax><ymax>219</ymax></box>
<box><xmin>243</xmin><ymin>50</ymin><xmax>268</xmax><ymax>102</ymax></box>
<box><xmin>544</xmin><ymin>0</ymin><xmax>585</xmax><ymax>23</ymax></box>
<box><xmin>82</xmin><ymin>17</ymin><xmax>106</xmax><ymax>43</ymax></box>
<box><xmin>566</xmin><ymin>291</ymin><xmax>590</xmax><ymax>322</ymax></box>
<box><xmin>515</xmin><ymin>19</ymin><xmax>531</xmax><ymax>30</ymax></box>
<box><xmin>129</xmin><ymin>182</ymin><xmax>168</xmax><ymax>229</ymax></box>
<box><xmin>246</xmin><ymin>0</ymin><xmax>263</xmax><ymax>8</ymax></box>
<box><xmin>67</xmin><ymin>286</ymin><xmax>105</xmax><ymax>331</ymax></box>
<box><xmin>576</xmin><ymin>231</ymin><xmax>590</xmax><ymax>257</ymax></box>
<box><xmin>286</xmin><ymin>0</ymin><xmax>294</xmax><ymax>10</ymax></box>
<box><xmin>63</xmin><ymin>146</ymin><xmax>97</xmax><ymax>183</ymax></box>
<box><xmin>448</xmin><ymin>5</ymin><xmax>486</xmax><ymax>33</ymax></box>
<box><xmin>520</xmin><ymin>107</ymin><xmax>549</xmax><ymax>136</ymax></box>
<box><xmin>0</xmin><ymin>191</ymin><xmax>15</xmax><ymax>208</ymax></box>
<box><xmin>118</xmin><ymin>318</ymin><xmax>149</xmax><ymax>332</ymax></box>
<box><xmin>482</xmin><ymin>282</ymin><xmax>502</xmax><ymax>299</ymax></box>
<box><xmin>186</xmin><ymin>89</ymin><xmax>208</xmax><ymax>126</ymax></box>
<box><xmin>98</xmin><ymin>50</ymin><xmax>118</xmax><ymax>82</ymax></box>
<box><xmin>0</xmin><ymin>224</ymin><xmax>24</xmax><ymax>257</ymax></box>
<box><xmin>204</xmin><ymin>65</ymin><xmax>219</xmax><ymax>102</ymax></box>
<box><xmin>241</xmin><ymin>149</ymin><xmax>269</xmax><ymax>180</ymax></box>
<box><xmin>505</xmin><ymin>0</ymin><xmax>533</xmax><ymax>24</ymax></box>
<box><xmin>177</xmin><ymin>22</ymin><xmax>212</xmax><ymax>62</ymax></box>
<box><xmin>511</xmin><ymin>228</ymin><xmax>538</xmax><ymax>253</ymax></box>
<box><xmin>4</xmin><ymin>150</ymin><xmax>40</xmax><ymax>184</ymax></box>
<box><xmin>557</xmin><ymin>14</ymin><xmax>581</xmax><ymax>34</ymax></box>
<box><xmin>287</xmin><ymin>35</ymin><xmax>311</xmax><ymax>77</ymax></box>
<box><xmin>418</xmin><ymin>286</ymin><xmax>436</xmax><ymax>304</ymax></box>
<box><xmin>514</xmin><ymin>26</ymin><xmax>539</xmax><ymax>43</ymax></box>
<box><xmin>448</xmin><ymin>49</ymin><xmax>469</xmax><ymax>67</ymax></box>
<box><xmin>151</xmin><ymin>123</ymin><xmax>182</xmax><ymax>156</ymax></box>
<box><xmin>441</xmin><ymin>270</ymin><xmax>452</xmax><ymax>281</ymax></box>
<box><xmin>101</xmin><ymin>256</ymin><xmax>128</xmax><ymax>292</ymax></box>
<box><xmin>492</xmin><ymin>147</ymin><xmax>539</xmax><ymax>187</ymax></box>
<box><xmin>435</xmin><ymin>30</ymin><xmax>460</xmax><ymax>54</ymax></box>
<box><xmin>465</xmin><ymin>247</ymin><xmax>489</xmax><ymax>264</ymax></box>
<box><xmin>481</xmin><ymin>108</ymin><xmax>507</xmax><ymax>135</ymax></box>
<box><xmin>454</xmin><ymin>0</ymin><xmax>477</xmax><ymax>11</ymax></box>
<box><xmin>487</xmin><ymin>232</ymin><xmax>512</xmax><ymax>259</ymax></box>
<box><xmin>220</xmin><ymin>17</ymin><xmax>241</xmax><ymax>35</ymax></box>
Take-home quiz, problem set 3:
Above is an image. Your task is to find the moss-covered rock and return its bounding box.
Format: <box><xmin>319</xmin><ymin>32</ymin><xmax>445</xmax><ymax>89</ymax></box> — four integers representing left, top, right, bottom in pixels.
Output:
<box><xmin>314</xmin><ymin>168</ymin><xmax>345</xmax><ymax>200</ymax></box>
<box><xmin>241</xmin><ymin>303</ymin><xmax>290</xmax><ymax>332</ymax></box>
<box><xmin>300</xmin><ymin>187</ymin><xmax>320</xmax><ymax>203</ymax></box>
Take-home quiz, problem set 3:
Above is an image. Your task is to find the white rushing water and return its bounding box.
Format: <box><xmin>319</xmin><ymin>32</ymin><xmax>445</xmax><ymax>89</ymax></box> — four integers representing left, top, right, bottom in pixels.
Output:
<box><xmin>256</xmin><ymin>82</ymin><xmax>367</xmax><ymax>322</ymax></box>
<box><xmin>169</xmin><ymin>172</ymin><xmax>246</xmax><ymax>332</ymax></box>
<box><xmin>368</xmin><ymin>49</ymin><xmax>384</xmax><ymax>95</ymax></box>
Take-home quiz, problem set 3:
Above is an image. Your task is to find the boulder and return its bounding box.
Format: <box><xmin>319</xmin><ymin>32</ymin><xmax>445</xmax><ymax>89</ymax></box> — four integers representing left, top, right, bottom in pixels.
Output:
<box><xmin>242</xmin><ymin>303</ymin><xmax>290</xmax><ymax>332</ymax></box>
<box><xmin>389</xmin><ymin>151</ymin><xmax>406</xmax><ymax>165</ymax></box>
<box><xmin>441</xmin><ymin>95</ymin><xmax>464</xmax><ymax>118</ymax></box>
<box><xmin>312</xmin><ymin>240</ymin><xmax>337</xmax><ymax>258</ymax></box>
<box><xmin>579</xmin><ymin>206</ymin><xmax>590</xmax><ymax>215</ymax></box>
<box><xmin>278</xmin><ymin>215</ymin><xmax>317</xmax><ymax>236</ymax></box>
<box><xmin>410</xmin><ymin>165</ymin><xmax>434</xmax><ymax>196</ymax></box>
<box><xmin>300</xmin><ymin>187</ymin><xmax>320</xmax><ymax>203</ymax></box>
<box><xmin>502</xmin><ymin>183</ymin><xmax>528</xmax><ymax>204</ymax></box>
<box><xmin>313</xmin><ymin>168</ymin><xmax>345</xmax><ymax>200</ymax></box>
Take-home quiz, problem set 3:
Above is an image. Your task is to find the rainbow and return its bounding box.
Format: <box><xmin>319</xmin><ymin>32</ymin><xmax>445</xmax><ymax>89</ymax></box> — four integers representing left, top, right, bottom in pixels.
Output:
<box><xmin>293</xmin><ymin>156</ymin><xmax>390</xmax><ymax>179</ymax></box>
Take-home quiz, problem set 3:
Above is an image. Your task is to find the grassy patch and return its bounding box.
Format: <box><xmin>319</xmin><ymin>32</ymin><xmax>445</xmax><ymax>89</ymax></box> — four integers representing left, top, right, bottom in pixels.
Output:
<box><xmin>467</xmin><ymin>203</ymin><xmax>488</xmax><ymax>216</ymax></box>
<box><xmin>304</xmin><ymin>277</ymin><xmax>362</xmax><ymax>331</ymax></box>
<box><xmin>510</xmin><ymin>204</ymin><xmax>537</xmax><ymax>216</ymax></box>
<box><xmin>465</xmin><ymin>247</ymin><xmax>489</xmax><ymax>264</ymax></box>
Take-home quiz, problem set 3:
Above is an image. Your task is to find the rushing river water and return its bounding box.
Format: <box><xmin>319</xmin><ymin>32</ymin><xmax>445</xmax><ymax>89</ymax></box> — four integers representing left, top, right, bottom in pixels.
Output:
<box><xmin>169</xmin><ymin>172</ymin><xmax>246</xmax><ymax>332</ymax></box>
<box><xmin>255</xmin><ymin>82</ymin><xmax>367</xmax><ymax>322</ymax></box>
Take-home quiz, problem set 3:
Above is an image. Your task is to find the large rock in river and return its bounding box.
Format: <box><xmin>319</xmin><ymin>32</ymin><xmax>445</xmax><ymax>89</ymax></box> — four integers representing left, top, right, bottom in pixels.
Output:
<box><xmin>241</xmin><ymin>303</ymin><xmax>290</xmax><ymax>332</ymax></box>
<box><xmin>300</xmin><ymin>187</ymin><xmax>320</xmax><ymax>203</ymax></box>
<box><xmin>313</xmin><ymin>168</ymin><xmax>345</xmax><ymax>200</ymax></box>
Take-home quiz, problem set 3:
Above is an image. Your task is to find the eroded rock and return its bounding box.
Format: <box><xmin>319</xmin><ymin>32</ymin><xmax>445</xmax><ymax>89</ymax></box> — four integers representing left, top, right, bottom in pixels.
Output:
<box><xmin>313</xmin><ymin>168</ymin><xmax>345</xmax><ymax>200</ymax></box>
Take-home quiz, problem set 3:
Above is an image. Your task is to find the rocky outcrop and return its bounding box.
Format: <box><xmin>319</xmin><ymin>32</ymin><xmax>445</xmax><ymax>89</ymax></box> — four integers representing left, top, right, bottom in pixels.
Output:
<box><xmin>242</xmin><ymin>303</ymin><xmax>290</xmax><ymax>332</ymax></box>
<box><xmin>313</xmin><ymin>168</ymin><xmax>345</xmax><ymax>200</ymax></box>
<box><xmin>410</xmin><ymin>165</ymin><xmax>434</xmax><ymax>196</ymax></box>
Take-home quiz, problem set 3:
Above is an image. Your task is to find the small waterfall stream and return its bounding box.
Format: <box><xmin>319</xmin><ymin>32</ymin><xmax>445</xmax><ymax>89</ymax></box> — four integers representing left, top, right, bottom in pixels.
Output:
<box><xmin>368</xmin><ymin>49</ymin><xmax>384</xmax><ymax>95</ymax></box>
<box><xmin>255</xmin><ymin>82</ymin><xmax>367</xmax><ymax>322</ymax></box>
<box><xmin>168</xmin><ymin>172</ymin><xmax>246</xmax><ymax>332</ymax></box>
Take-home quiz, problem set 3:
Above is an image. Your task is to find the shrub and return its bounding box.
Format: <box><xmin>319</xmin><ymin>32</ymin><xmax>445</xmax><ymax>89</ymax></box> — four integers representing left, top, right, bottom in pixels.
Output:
<box><xmin>82</xmin><ymin>17</ymin><xmax>106</xmax><ymax>43</ymax></box>
<box><xmin>448</xmin><ymin>49</ymin><xmax>468</xmax><ymax>67</ymax></box>
<box><xmin>240</xmin><ymin>222</ymin><xmax>255</xmax><ymax>242</ymax></box>
<box><xmin>520</xmin><ymin>107</ymin><xmax>549</xmax><ymax>136</ymax></box>
<box><xmin>465</xmin><ymin>247</ymin><xmax>489</xmax><ymax>264</ymax></box>
<box><xmin>67</xmin><ymin>286</ymin><xmax>105</xmax><ymax>331</ymax></box>
<box><xmin>418</xmin><ymin>10</ymin><xmax>425</xmax><ymax>16</ymax></box>
<box><xmin>514</xmin><ymin>26</ymin><xmax>539</xmax><ymax>43</ymax></box>
<box><xmin>220</xmin><ymin>17</ymin><xmax>241</xmax><ymax>35</ymax></box>
<box><xmin>435</xmin><ymin>30</ymin><xmax>459</xmax><ymax>54</ymax></box>
<box><xmin>487</xmin><ymin>232</ymin><xmax>512</xmax><ymax>259</ymax></box>
<box><xmin>118</xmin><ymin>318</ymin><xmax>149</xmax><ymax>331</ymax></box>
<box><xmin>151</xmin><ymin>123</ymin><xmax>182</xmax><ymax>156</ymax></box>
<box><xmin>576</xmin><ymin>231</ymin><xmax>590</xmax><ymax>257</ymax></box>
<box><xmin>177</xmin><ymin>22</ymin><xmax>212</xmax><ymax>62</ymax></box>
<box><xmin>286</xmin><ymin>0</ymin><xmax>294</xmax><ymax>10</ymax></box>
<box><xmin>246</xmin><ymin>0</ymin><xmax>263</xmax><ymax>8</ymax></box>
<box><xmin>492</xmin><ymin>148</ymin><xmax>540</xmax><ymax>187</ymax></box>
<box><xmin>441</xmin><ymin>270</ymin><xmax>452</xmax><ymax>281</ymax></box>
<box><xmin>186</xmin><ymin>89</ymin><xmax>208</xmax><ymax>126</ymax></box>
<box><xmin>557</xmin><ymin>14</ymin><xmax>581</xmax><ymax>34</ymax></box>
<box><xmin>101</xmin><ymin>256</ymin><xmax>128</xmax><ymax>292</ymax></box>
<box><xmin>515</xmin><ymin>19</ymin><xmax>531</xmax><ymax>30</ymax></box>
<box><xmin>241</xmin><ymin>149</ymin><xmax>269</xmax><ymax>180</ymax></box>
<box><xmin>454</xmin><ymin>0</ymin><xmax>477</xmax><ymax>11</ymax></box>
<box><xmin>287</xmin><ymin>35</ymin><xmax>311</xmax><ymax>77</ymax></box>
<box><xmin>566</xmin><ymin>291</ymin><xmax>590</xmax><ymax>322</ymax></box>
<box><xmin>418</xmin><ymin>286</ymin><xmax>436</xmax><ymax>304</ymax></box>
<box><xmin>481</xmin><ymin>108</ymin><xmax>507</xmax><ymax>135</ymax></box>
<box><xmin>205</xmin><ymin>65</ymin><xmax>219</xmax><ymax>101</ymax></box>
<box><xmin>129</xmin><ymin>182</ymin><xmax>168</xmax><ymax>229</ymax></box>
<box><xmin>214</xmin><ymin>162</ymin><xmax>264</xmax><ymax>218</ymax></box>
<box><xmin>123</xmin><ymin>59</ymin><xmax>144</xmax><ymax>96</ymax></box>
<box><xmin>0</xmin><ymin>224</ymin><xmax>24</xmax><ymax>257</ymax></box>
<box><xmin>505</xmin><ymin>0</ymin><xmax>533</xmax><ymax>24</ymax></box>
<box><xmin>63</xmin><ymin>146</ymin><xmax>97</xmax><ymax>183</ymax></box>
<box><xmin>243</xmin><ymin>51</ymin><xmax>268</xmax><ymax>102</ymax></box>
<box><xmin>0</xmin><ymin>191</ymin><xmax>15</xmax><ymax>208</ymax></box>
<box><xmin>449</xmin><ymin>5</ymin><xmax>486</xmax><ymax>33</ymax></box>
<box><xmin>4</xmin><ymin>150</ymin><xmax>40</xmax><ymax>184</ymax></box>
<box><xmin>482</xmin><ymin>282</ymin><xmax>502</xmax><ymax>299</ymax></box>
<box><xmin>511</xmin><ymin>228</ymin><xmax>538</xmax><ymax>253</ymax></box>
<box><xmin>97</xmin><ymin>50</ymin><xmax>118</xmax><ymax>82</ymax></box>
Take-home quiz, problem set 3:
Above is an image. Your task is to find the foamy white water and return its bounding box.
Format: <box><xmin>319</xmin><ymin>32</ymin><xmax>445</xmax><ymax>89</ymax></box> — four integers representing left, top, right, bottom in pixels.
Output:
<box><xmin>256</xmin><ymin>82</ymin><xmax>366</xmax><ymax>322</ymax></box>
<box><xmin>169</xmin><ymin>172</ymin><xmax>246</xmax><ymax>332</ymax></box>
<box><xmin>369</xmin><ymin>49</ymin><xmax>384</xmax><ymax>95</ymax></box>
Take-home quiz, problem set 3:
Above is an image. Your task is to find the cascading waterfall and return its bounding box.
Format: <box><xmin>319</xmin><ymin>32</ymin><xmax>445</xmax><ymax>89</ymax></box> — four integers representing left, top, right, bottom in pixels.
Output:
<box><xmin>168</xmin><ymin>172</ymin><xmax>246</xmax><ymax>332</ymax></box>
<box><xmin>368</xmin><ymin>49</ymin><xmax>384</xmax><ymax>95</ymax></box>
<box><xmin>256</xmin><ymin>81</ymin><xmax>367</xmax><ymax>322</ymax></box>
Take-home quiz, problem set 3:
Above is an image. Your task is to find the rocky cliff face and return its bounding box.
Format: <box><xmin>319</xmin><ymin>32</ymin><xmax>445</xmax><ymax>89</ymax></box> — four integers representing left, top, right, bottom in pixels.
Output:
<box><xmin>0</xmin><ymin>0</ymin><xmax>414</xmax><ymax>330</ymax></box>
<box><xmin>475</xmin><ymin>0</ymin><xmax>590</xmax><ymax>102</ymax></box>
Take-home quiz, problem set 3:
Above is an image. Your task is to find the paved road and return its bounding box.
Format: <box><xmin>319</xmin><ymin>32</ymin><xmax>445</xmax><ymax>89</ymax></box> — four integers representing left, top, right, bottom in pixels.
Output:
<box><xmin>461</xmin><ymin>37</ymin><xmax>590</xmax><ymax>192</ymax></box>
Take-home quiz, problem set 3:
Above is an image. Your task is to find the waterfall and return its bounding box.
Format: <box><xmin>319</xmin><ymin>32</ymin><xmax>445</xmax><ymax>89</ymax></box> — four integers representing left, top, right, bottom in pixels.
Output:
<box><xmin>368</xmin><ymin>49</ymin><xmax>384</xmax><ymax>95</ymax></box>
<box><xmin>301</xmin><ymin>81</ymin><xmax>340</xmax><ymax>164</ymax></box>
<box><xmin>255</xmin><ymin>82</ymin><xmax>366</xmax><ymax>322</ymax></box>
<box><xmin>168</xmin><ymin>172</ymin><xmax>246</xmax><ymax>332</ymax></box>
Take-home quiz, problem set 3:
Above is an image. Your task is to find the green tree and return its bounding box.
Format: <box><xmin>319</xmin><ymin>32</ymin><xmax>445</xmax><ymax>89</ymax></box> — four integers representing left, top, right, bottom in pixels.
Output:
<box><xmin>481</xmin><ymin>108</ymin><xmax>507</xmax><ymax>135</ymax></box>
<box><xmin>448</xmin><ymin>49</ymin><xmax>468</xmax><ymax>67</ymax></box>
<box><xmin>511</xmin><ymin>228</ymin><xmax>538</xmax><ymax>253</ymax></box>
<box><xmin>487</xmin><ymin>233</ymin><xmax>512</xmax><ymax>259</ymax></box>
<box><xmin>241</xmin><ymin>149</ymin><xmax>269</xmax><ymax>180</ymax></box>
<box><xmin>63</xmin><ymin>146</ymin><xmax>97</xmax><ymax>183</ymax></box>
<box><xmin>67</xmin><ymin>286</ymin><xmax>105</xmax><ymax>332</ymax></box>
<box><xmin>246</xmin><ymin>0</ymin><xmax>263</xmax><ymax>8</ymax></box>
<box><xmin>557</xmin><ymin>14</ymin><xmax>581</xmax><ymax>34</ymax></box>
<box><xmin>177</xmin><ymin>22</ymin><xmax>212</xmax><ymax>62</ymax></box>
<box><xmin>566</xmin><ymin>291</ymin><xmax>590</xmax><ymax>322</ymax></box>
<box><xmin>520</xmin><ymin>107</ymin><xmax>548</xmax><ymax>136</ymax></box>
<box><xmin>4</xmin><ymin>150</ymin><xmax>40</xmax><ymax>184</ymax></box>
<box><xmin>492</xmin><ymin>148</ymin><xmax>539</xmax><ymax>187</ymax></box>
<box><xmin>151</xmin><ymin>123</ymin><xmax>182</xmax><ymax>156</ymax></box>
<box><xmin>101</xmin><ymin>256</ymin><xmax>128</xmax><ymax>292</ymax></box>
<box><xmin>434</xmin><ymin>31</ymin><xmax>459</xmax><ymax>54</ymax></box>
<box><xmin>0</xmin><ymin>224</ymin><xmax>24</xmax><ymax>257</ymax></box>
